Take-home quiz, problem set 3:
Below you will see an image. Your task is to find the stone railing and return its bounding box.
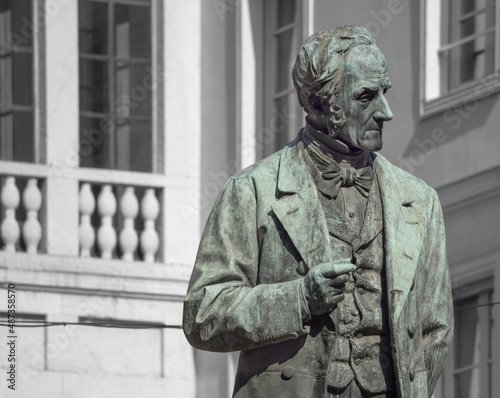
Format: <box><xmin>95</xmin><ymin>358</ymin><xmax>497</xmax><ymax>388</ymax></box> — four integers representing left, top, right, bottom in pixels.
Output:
<box><xmin>0</xmin><ymin>162</ymin><xmax>166</xmax><ymax>263</ymax></box>
<box><xmin>79</xmin><ymin>182</ymin><xmax>161</xmax><ymax>263</ymax></box>
<box><xmin>0</xmin><ymin>175</ymin><xmax>43</xmax><ymax>254</ymax></box>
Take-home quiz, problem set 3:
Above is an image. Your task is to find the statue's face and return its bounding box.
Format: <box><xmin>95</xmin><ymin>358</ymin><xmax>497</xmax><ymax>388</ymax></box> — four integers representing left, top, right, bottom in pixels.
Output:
<box><xmin>327</xmin><ymin>45</ymin><xmax>393</xmax><ymax>151</ymax></box>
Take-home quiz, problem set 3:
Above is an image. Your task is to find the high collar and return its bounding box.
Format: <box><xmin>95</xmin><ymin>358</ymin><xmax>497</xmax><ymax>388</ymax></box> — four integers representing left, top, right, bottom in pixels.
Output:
<box><xmin>303</xmin><ymin>123</ymin><xmax>371</xmax><ymax>169</ymax></box>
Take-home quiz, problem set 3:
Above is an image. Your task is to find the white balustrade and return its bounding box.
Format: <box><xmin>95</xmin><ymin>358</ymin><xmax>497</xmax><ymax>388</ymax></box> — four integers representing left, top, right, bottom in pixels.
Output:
<box><xmin>119</xmin><ymin>186</ymin><xmax>139</xmax><ymax>261</ymax></box>
<box><xmin>79</xmin><ymin>182</ymin><xmax>161</xmax><ymax>262</ymax></box>
<box><xmin>22</xmin><ymin>179</ymin><xmax>42</xmax><ymax>254</ymax></box>
<box><xmin>79</xmin><ymin>183</ymin><xmax>96</xmax><ymax>257</ymax></box>
<box><xmin>0</xmin><ymin>177</ymin><xmax>162</xmax><ymax>261</ymax></box>
<box><xmin>96</xmin><ymin>185</ymin><xmax>117</xmax><ymax>259</ymax></box>
<box><xmin>1</xmin><ymin>177</ymin><xmax>21</xmax><ymax>252</ymax></box>
<box><xmin>140</xmin><ymin>188</ymin><xmax>160</xmax><ymax>263</ymax></box>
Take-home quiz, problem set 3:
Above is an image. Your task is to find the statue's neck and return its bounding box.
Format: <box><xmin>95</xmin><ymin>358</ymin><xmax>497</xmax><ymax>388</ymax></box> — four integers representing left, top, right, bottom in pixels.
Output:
<box><xmin>304</xmin><ymin>122</ymin><xmax>369</xmax><ymax>168</ymax></box>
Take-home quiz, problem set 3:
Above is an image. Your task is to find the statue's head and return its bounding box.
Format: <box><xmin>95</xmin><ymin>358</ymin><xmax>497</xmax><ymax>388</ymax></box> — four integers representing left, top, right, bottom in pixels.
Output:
<box><xmin>292</xmin><ymin>26</ymin><xmax>393</xmax><ymax>152</ymax></box>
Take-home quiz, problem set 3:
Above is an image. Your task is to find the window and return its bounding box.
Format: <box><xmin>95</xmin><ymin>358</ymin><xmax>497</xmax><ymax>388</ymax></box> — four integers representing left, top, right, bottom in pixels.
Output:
<box><xmin>0</xmin><ymin>0</ymin><xmax>35</xmax><ymax>162</ymax></box>
<box><xmin>435</xmin><ymin>279</ymin><xmax>496</xmax><ymax>398</ymax></box>
<box><xmin>78</xmin><ymin>0</ymin><xmax>153</xmax><ymax>172</ymax></box>
<box><xmin>261</xmin><ymin>0</ymin><xmax>304</xmax><ymax>158</ymax></box>
<box><xmin>421</xmin><ymin>0</ymin><xmax>500</xmax><ymax>116</ymax></box>
<box><xmin>444</xmin><ymin>0</ymin><xmax>495</xmax><ymax>93</ymax></box>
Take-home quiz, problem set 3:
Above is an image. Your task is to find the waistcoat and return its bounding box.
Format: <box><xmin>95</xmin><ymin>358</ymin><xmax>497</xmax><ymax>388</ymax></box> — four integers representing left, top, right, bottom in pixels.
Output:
<box><xmin>320</xmin><ymin>178</ymin><xmax>395</xmax><ymax>395</ymax></box>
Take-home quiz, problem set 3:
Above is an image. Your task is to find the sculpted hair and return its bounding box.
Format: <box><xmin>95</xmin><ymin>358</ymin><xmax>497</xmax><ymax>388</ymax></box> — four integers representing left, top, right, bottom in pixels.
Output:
<box><xmin>292</xmin><ymin>26</ymin><xmax>376</xmax><ymax>121</ymax></box>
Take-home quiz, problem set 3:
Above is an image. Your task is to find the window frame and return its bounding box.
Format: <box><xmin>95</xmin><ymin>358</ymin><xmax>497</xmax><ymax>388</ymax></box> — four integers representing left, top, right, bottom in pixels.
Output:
<box><xmin>77</xmin><ymin>0</ymin><xmax>164</xmax><ymax>174</ymax></box>
<box><xmin>260</xmin><ymin>0</ymin><xmax>306</xmax><ymax>159</ymax></box>
<box><xmin>0</xmin><ymin>0</ymin><xmax>44</xmax><ymax>163</ymax></box>
<box><xmin>420</xmin><ymin>0</ymin><xmax>500</xmax><ymax>118</ymax></box>
<box><xmin>447</xmin><ymin>280</ymin><xmax>493</xmax><ymax>398</ymax></box>
<box><xmin>433</xmin><ymin>260</ymin><xmax>499</xmax><ymax>398</ymax></box>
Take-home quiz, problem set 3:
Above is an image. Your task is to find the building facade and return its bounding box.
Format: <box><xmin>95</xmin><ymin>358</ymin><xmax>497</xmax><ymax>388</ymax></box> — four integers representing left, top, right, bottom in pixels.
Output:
<box><xmin>0</xmin><ymin>0</ymin><xmax>199</xmax><ymax>396</ymax></box>
<box><xmin>0</xmin><ymin>1</ymin><xmax>499</xmax><ymax>397</ymax></box>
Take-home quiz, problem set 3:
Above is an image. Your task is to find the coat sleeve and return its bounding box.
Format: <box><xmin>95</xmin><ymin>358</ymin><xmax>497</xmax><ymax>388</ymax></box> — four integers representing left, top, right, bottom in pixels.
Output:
<box><xmin>421</xmin><ymin>188</ymin><xmax>454</xmax><ymax>394</ymax></box>
<box><xmin>183</xmin><ymin>176</ymin><xmax>309</xmax><ymax>352</ymax></box>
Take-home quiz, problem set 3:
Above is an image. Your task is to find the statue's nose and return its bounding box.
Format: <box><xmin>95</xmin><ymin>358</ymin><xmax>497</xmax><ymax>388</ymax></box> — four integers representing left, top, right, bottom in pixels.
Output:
<box><xmin>374</xmin><ymin>95</ymin><xmax>393</xmax><ymax>122</ymax></box>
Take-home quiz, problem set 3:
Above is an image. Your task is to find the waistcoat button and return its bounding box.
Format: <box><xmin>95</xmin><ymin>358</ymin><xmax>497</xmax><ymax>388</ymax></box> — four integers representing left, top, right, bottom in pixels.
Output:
<box><xmin>408</xmin><ymin>323</ymin><xmax>416</xmax><ymax>337</ymax></box>
<box><xmin>281</xmin><ymin>366</ymin><xmax>294</xmax><ymax>380</ymax></box>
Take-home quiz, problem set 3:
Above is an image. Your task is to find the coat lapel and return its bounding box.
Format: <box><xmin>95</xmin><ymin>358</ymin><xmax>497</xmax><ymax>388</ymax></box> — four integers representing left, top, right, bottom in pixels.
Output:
<box><xmin>374</xmin><ymin>154</ymin><xmax>424</xmax><ymax>321</ymax></box>
<box><xmin>271</xmin><ymin>139</ymin><xmax>333</xmax><ymax>271</ymax></box>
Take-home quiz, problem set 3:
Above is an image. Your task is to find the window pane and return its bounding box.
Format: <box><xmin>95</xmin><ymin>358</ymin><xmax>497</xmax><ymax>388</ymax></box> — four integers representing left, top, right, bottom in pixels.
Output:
<box><xmin>447</xmin><ymin>29</ymin><xmax>495</xmax><ymax>89</ymax></box>
<box><xmin>276</xmin><ymin>29</ymin><xmax>293</xmax><ymax>92</ymax></box>
<box><xmin>8</xmin><ymin>0</ymin><xmax>33</xmax><ymax>49</ymax></box>
<box><xmin>79</xmin><ymin>0</ymin><xmax>108</xmax><ymax>55</ymax></box>
<box><xmin>270</xmin><ymin>95</ymin><xmax>294</xmax><ymax>151</ymax></box>
<box><xmin>446</xmin><ymin>0</ymin><xmax>496</xmax><ymax>92</ymax></box>
<box><xmin>277</xmin><ymin>0</ymin><xmax>295</xmax><ymax>28</ymax></box>
<box><xmin>0</xmin><ymin>110</ymin><xmax>34</xmax><ymax>162</ymax></box>
<box><xmin>80</xmin><ymin>116</ymin><xmax>112</xmax><ymax>169</ymax></box>
<box><xmin>12</xmin><ymin>52</ymin><xmax>33</xmax><ymax>106</ymax></box>
<box><xmin>12</xmin><ymin>110</ymin><xmax>34</xmax><ymax>161</ymax></box>
<box><xmin>455</xmin><ymin>296</ymin><xmax>480</xmax><ymax>369</ymax></box>
<box><xmin>114</xmin><ymin>62</ymin><xmax>152</xmax><ymax>118</ymax></box>
<box><xmin>79</xmin><ymin>59</ymin><xmax>108</xmax><ymax>113</ymax></box>
<box><xmin>79</xmin><ymin>0</ymin><xmax>153</xmax><ymax>172</ymax></box>
<box><xmin>455</xmin><ymin>368</ymin><xmax>481</xmax><ymax>398</ymax></box>
<box><xmin>461</xmin><ymin>0</ymin><xmax>476</xmax><ymax>15</ymax></box>
<box><xmin>116</xmin><ymin>119</ymin><xmax>151</xmax><ymax>172</ymax></box>
<box><xmin>114</xmin><ymin>4</ymin><xmax>151</xmax><ymax>60</ymax></box>
<box><xmin>0</xmin><ymin>0</ymin><xmax>35</xmax><ymax>163</ymax></box>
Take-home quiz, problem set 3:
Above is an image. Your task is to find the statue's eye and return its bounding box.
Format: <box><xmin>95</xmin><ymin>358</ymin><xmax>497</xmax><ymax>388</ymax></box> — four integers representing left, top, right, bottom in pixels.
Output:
<box><xmin>358</xmin><ymin>90</ymin><xmax>376</xmax><ymax>103</ymax></box>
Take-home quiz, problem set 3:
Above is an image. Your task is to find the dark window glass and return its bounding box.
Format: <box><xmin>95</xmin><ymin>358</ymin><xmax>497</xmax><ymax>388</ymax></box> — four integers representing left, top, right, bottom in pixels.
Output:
<box><xmin>79</xmin><ymin>59</ymin><xmax>109</xmax><ymax>113</ymax></box>
<box><xmin>78</xmin><ymin>1</ymin><xmax>108</xmax><ymax>55</ymax></box>
<box><xmin>446</xmin><ymin>0</ymin><xmax>496</xmax><ymax>92</ymax></box>
<box><xmin>0</xmin><ymin>0</ymin><xmax>35</xmax><ymax>162</ymax></box>
<box><xmin>277</xmin><ymin>0</ymin><xmax>295</xmax><ymax>28</ymax></box>
<box><xmin>276</xmin><ymin>29</ymin><xmax>294</xmax><ymax>92</ymax></box>
<box><xmin>114</xmin><ymin>4</ymin><xmax>151</xmax><ymax>59</ymax></box>
<box><xmin>78</xmin><ymin>0</ymin><xmax>152</xmax><ymax>172</ymax></box>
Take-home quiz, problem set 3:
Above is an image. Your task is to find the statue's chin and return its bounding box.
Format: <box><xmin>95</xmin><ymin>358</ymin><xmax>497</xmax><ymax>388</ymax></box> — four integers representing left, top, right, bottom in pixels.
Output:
<box><xmin>358</xmin><ymin>131</ymin><xmax>383</xmax><ymax>152</ymax></box>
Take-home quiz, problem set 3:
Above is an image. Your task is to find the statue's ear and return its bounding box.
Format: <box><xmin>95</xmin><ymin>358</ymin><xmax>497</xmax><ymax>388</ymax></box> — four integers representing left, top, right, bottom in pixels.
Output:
<box><xmin>308</xmin><ymin>92</ymin><xmax>325</xmax><ymax>116</ymax></box>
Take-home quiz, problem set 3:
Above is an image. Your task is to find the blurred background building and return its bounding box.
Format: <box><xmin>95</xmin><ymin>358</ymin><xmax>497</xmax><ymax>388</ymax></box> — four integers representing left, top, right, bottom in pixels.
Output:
<box><xmin>0</xmin><ymin>0</ymin><xmax>499</xmax><ymax>397</ymax></box>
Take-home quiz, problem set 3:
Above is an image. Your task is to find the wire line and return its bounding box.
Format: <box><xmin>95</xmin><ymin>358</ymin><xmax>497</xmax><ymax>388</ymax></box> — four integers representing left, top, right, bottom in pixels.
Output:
<box><xmin>0</xmin><ymin>320</ymin><xmax>182</xmax><ymax>329</ymax></box>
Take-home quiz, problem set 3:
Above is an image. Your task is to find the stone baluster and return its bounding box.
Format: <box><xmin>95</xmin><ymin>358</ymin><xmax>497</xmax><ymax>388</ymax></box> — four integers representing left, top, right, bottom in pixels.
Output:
<box><xmin>97</xmin><ymin>185</ymin><xmax>117</xmax><ymax>259</ymax></box>
<box><xmin>79</xmin><ymin>183</ymin><xmax>96</xmax><ymax>258</ymax></box>
<box><xmin>22</xmin><ymin>179</ymin><xmax>42</xmax><ymax>254</ymax></box>
<box><xmin>1</xmin><ymin>177</ymin><xmax>20</xmax><ymax>252</ymax></box>
<box><xmin>140</xmin><ymin>188</ymin><xmax>160</xmax><ymax>263</ymax></box>
<box><xmin>119</xmin><ymin>186</ymin><xmax>139</xmax><ymax>261</ymax></box>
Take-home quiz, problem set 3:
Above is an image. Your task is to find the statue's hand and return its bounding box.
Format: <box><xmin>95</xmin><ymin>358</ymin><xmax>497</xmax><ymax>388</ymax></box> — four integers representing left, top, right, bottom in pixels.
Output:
<box><xmin>300</xmin><ymin>261</ymin><xmax>355</xmax><ymax>316</ymax></box>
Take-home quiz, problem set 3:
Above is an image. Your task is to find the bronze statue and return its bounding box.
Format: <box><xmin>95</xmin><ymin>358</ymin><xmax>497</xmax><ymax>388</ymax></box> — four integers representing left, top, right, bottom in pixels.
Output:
<box><xmin>183</xmin><ymin>26</ymin><xmax>453</xmax><ymax>398</ymax></box>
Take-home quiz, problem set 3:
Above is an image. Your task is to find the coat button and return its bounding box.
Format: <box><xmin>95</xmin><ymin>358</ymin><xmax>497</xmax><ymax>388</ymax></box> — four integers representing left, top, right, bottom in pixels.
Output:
<box><xmin>354</xmin><ymin>358</ymin><xmax>361</xmax><ymax>365</ymax></box>
<box><xmin>349</xmin><ymin>211</ymin><xmax>355</xmax><ymax>218</ymax></box>
<box><xmin>409</xmin><ymin>368</ymin><xmax>415</xmax><ymax>382</ymax></box>
<box><xmin>281</xmin><ymin>366</ymin><xmax>294</xmax><ymax>380</ymax></box>
<box><xmin>408</xmin><ymin>323</ymin><xmax>416</xmax><ymax>338</ymax></box>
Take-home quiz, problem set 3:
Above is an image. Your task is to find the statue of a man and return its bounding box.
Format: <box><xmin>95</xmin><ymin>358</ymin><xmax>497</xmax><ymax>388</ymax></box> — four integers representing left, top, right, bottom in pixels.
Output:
<box><xmin>183</xmin><ymin>26</ymin><xmax>453</xmax><ymax>398</ymax></box>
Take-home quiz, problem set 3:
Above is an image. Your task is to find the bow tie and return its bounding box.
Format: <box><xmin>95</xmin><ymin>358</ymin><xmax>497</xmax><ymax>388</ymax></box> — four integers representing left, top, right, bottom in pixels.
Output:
<box><xmin>319</xmin><ymin>162</ymin><xmax>374</xmax><ymax>199</ymax></box>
